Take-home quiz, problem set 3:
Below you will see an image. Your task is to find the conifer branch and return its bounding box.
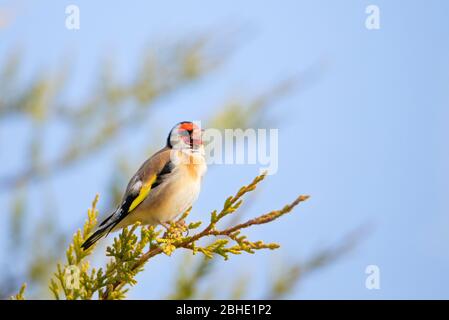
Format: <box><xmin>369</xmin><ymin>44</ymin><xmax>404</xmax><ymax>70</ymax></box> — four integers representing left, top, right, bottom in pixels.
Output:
<box><xmin>13</xmin><ymin>173</ymin><xmax>309</xmax><ymax>300</ymax></box>
<box><xmin>10</xmin><ymin>283</ymin><xmax>26</xmax><ymax>300</ymax></box>
<box><xmin>100</xmin><ymin>173</ymin><xmax>309</xmax><ymax>299</ymax></box>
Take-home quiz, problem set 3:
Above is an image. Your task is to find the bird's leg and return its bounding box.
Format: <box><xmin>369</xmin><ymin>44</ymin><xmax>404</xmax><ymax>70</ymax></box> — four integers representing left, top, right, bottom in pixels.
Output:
<box><xmin>162</xmin><ymin>222</ymin><xmax>171</xmax><ymax>230</ymax></box>
<box><xmin>158</xmin><ymin>220</ymin><xmax>171</xmax><ymax>231</ymax></box>
<box><xmin>159</xmin><ymin>219</ymin><xmax>189</xmax><ymax>237</ymax></box>
<box><xmin>174</xmin><ymin>219</ymin><xmax>189</xmax><ymax>236</ymax></box>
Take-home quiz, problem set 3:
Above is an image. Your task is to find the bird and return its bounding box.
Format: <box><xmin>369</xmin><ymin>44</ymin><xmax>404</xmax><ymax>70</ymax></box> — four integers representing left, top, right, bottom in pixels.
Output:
<box><xmin>81</xmin><ymin>121</ymin><xmax>207</xmax><ymax>250</ymax></box>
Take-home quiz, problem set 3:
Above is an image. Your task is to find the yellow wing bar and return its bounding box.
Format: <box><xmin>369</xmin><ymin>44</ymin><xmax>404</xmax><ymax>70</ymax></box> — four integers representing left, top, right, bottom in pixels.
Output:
<box><xmin>129</xmin><ymin>175</ymin><xmax>157</xmax><ymax>212</ymax></box>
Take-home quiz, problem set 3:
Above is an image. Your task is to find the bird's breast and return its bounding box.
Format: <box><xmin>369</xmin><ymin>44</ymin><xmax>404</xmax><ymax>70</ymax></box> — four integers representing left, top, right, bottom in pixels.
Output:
<box><xmin>135</xmin><ymin>153</ymin><xmax>206</xmax><ymax>224</ymax></box>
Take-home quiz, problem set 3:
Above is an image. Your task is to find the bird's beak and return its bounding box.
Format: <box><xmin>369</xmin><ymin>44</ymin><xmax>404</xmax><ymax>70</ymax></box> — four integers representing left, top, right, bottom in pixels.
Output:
<box><xmin>191</xmin><ymin>128</ymin><xmax>204</xmax><ymax>147</ymax></box>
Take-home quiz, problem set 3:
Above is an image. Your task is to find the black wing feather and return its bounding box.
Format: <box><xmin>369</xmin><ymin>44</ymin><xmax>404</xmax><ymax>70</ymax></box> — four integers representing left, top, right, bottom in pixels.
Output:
<box><xmin>152</xmin><ymin>161</ymin><xmax>173</xmax><ymax>189</ymax></box>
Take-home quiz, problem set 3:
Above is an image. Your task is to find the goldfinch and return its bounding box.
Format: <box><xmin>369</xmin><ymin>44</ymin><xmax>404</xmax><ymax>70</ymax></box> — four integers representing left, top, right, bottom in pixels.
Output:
<box><xmin>81</xmin><ymin>121</ymin><xmax>207</xmax><ymax>250</ymax></box>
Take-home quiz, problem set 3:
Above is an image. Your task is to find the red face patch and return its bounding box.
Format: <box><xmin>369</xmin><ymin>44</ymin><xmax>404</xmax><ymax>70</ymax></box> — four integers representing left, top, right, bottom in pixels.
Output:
<box><xmin>179</xmin><ymin>122</ymin><xmax>197</xmax><ymax>132</ymax></box>
<box><xmin>177</xmin><ymin>122</ymin><xmax>202</xmax><ymax>146</ymax></box>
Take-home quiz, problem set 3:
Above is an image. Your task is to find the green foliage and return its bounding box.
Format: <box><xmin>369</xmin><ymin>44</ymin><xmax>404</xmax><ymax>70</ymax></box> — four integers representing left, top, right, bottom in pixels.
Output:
<box><xmin>15</xmin><ymin>173</ymin><xmax>309</xmax><ymax>300</ymax></box>
<box><xmin>49</xmin><ymin>195</ymin><xmax>99</xmax><ymax>299</ymax></box>
<box><xmin>11</xmin><ymin>283</ymin><xmax>26</xmax><ymax>300</ymax></box>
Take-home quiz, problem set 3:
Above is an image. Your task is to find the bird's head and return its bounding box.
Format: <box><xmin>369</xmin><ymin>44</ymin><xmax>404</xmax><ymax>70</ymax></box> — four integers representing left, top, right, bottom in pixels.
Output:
<box><xmin>167</xmin><ymin>121</ymin><xmax>204</xmax><ymax>152</ymax></box>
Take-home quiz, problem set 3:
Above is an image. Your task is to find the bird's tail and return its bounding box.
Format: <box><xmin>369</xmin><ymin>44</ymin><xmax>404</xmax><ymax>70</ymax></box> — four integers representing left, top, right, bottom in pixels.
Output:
<box><xmin>81</xmin><ymin>207</ymin><xmax>125</xmax><ymax>250</ymax></box>
<box><xmin>81</xmin><ymin>224</ymin><xmax>112</xmax><ymax>250</ymax></box>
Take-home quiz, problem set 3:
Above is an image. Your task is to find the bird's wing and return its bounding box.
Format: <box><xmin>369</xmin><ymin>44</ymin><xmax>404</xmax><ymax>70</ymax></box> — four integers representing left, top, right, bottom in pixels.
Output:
<box><xmin>80</xmin><ymin>148</ymin><xmax>175</xmax><ymax>250</ymax></box>
<box><xmin>99</xmin><ymin>147</ymin><xmax>174</xmax><ymax>230</ymax></box>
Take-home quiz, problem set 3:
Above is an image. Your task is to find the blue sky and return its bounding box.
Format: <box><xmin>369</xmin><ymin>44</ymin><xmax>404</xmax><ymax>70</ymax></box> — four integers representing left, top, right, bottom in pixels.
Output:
<box><xmin>1</xmin><ymin>0</ymin><xmax>449</xmax><ymax>299</ymax></box>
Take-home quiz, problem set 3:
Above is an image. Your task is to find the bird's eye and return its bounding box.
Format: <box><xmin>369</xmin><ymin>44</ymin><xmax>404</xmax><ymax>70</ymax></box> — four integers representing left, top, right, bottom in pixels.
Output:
<box><xmin>178</xmin><ymin>129</ymin><xmax>191</xmax><ymax>137</ymax></box>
